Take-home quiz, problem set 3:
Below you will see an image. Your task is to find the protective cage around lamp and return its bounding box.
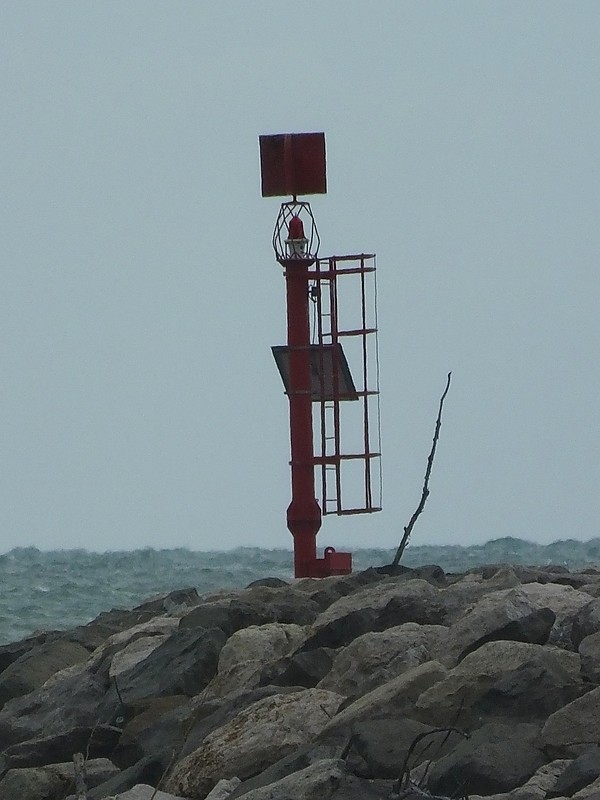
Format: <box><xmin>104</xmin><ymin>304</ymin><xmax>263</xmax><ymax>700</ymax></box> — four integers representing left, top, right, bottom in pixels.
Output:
<box><xmin>273</xmin><ymin>201</ymin><xmax>320</xmax><ymax>264</ymax></box>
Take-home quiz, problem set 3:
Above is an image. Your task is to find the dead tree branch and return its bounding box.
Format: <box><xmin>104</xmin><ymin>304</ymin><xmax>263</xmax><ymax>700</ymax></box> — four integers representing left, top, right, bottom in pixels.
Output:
<box><xmin>391</xmin><ymin>372</ymin><xmax>452</xmax><ymax>568</ymax></box>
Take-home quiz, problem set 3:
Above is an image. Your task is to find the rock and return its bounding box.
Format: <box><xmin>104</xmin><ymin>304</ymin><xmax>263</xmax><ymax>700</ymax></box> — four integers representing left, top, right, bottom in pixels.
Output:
<box><xmin>1</xmin><ymin>725</ymin><xmax>121</xmax><ymax>774</ymax></box>
<box><xmin>228</xmin><ymin>758</ymin><xmax>345</xmax><ymax>800</ymax></box>
<box><xmin>572</xmin><ymin>599</ymin><xmax>600</xmax><ymax>649</ymax></box>
<box><xmin>133</xmin><ymin>587</ymin><xmax>201</xmax><ymax>615</ymax></box>
<box><xmin>444</xmin><ymin>587</ymin><xmax>557</xmax><ymax>665</ymax></box>
<box><xmin>343</xmin><ymin>716</ymin><xmax>464</xmax><ymax>779</ymax></box>
<box><xmin>0</xmin><ymin>632</ymin><xmax>59</xmax><ymax>675</ymax></box>
<box><xmin>113</xmin><ymin>696</ymin><xmax>191</xmax><ymax>768</ymax></box>
<box><xmin>110</xmin><ymin>786</ymin><xmax>187</xmax><ymax>800</ymax></box>
<box><xmin>99</xmin><ymin>626</ymin><xmax>227</xmax><ymax>715</ymax></box>
<box><xmin>0</xmin><ymin>637</ymin><xmax>91</xmax><ymax>708</ymax></box>
<box><xmin>261</xmin><ymin>647</ymin><xmax>335</xmax><ymax>688</ymax></box>
<box><xmin>205</xmin><ymin>777</ymin><xmax>242</xmax><ymax>800</ymax></box>
<box><xmin>163</xmin><ymin>689</ymin><xmax>344</xmax><ymax>799</ymax></box>
<box><xmin>542</xmin><ymin>686</ymin><xmax>600</xmax><ymax>756</ymax></box>
<box><xmin>298</xmin><ymin>608</ymin><xmax>379</xmax><ymax>651</ymax></box>
<box><xmin>579</xmin><ymin>633</ymin><xmax>600</xmax><ymax>683</ymax></box>
<box><xmin>320</xmin><ymin>660</ymin><xmax>447</xmax><ymax>734</ymax></box>
<box><xmin>0</xmin><ymin>657</ymin><xmax>111</xmax><ymax>747</ymax></box>
<box><xmin>472</xmin><ymin>653</ymin><xmax>585</xmax><ymax>721</ymax></box>
<box><xmin>109</xmin><ymin>635</ymin><xmax>171</xmax><ymax>680</ymax></box>
<box><xmin>310</xmin><ymin>578</ymin><xmax>445</xmax><ymax>634</ymax></box>
<box><xmin>206</xmin><ymin>623</ymin><xmax>305</xmax><ymax>697</ymax></box>
<box><xmin>229</xmin><ymin>758</ymin><xmax>394</xmax><ymax>800</ymax></box>
<box><xmin>548</xmin><ymin>747</ymin><xmax>600</xmax><ymax>797</ymax></box>
<box><xmin>317</xmin><ymin>623</ymin><xmax>448</xmax><ymax>698</ymax></box>
<box><xmin>517</xmin><ymin>583</ymin><xmax>593</xmax><ymax>648</ymax></box>
<box><xmin>65</xmin><ymin>756</ymin><xmax>166</xmax><ymax>799</ymax></box>
<box><xmin>179</xmin><ymin>587</ymin><xmax>321</xmax><ymax>634</ymax></box>
<box><xmin>415</xmin><ymin>640</ymin><xmax>580</xmax><ymax>728</ymax></box>
<box><xmin>426</xmin><ymin>721</ymin><xmax>546</xmax><ymax>796</ymax></box>
<box><xmin>179</xmin><ymin>686</ymin><xmax>304</xmax><ymax>761</ymax></box>
<box><xmin>293</xmin><ymin>568</ymin><xmax>384</xmax><ymax>611</ymax></box>
<box><xmin>0</xmin><ymin>766</ymin><xmax>65</xmax><ymax>800</ymax></box>
<box><xmin>0</xmin><ymin>758</ymin><xmax>119</xmax><ymax>800</ymax></box>
<box><xmin>505</xmin><ymin>759</ymin><xmax>574</xmax><ymax>800</ymax></box>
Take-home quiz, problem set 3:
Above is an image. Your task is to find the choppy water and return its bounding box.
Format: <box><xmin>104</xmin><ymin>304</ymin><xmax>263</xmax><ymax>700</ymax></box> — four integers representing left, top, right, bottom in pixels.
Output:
<box><xmin>2</xmin><ymin>537</ymin><xmax>600</xmax><ymax>646</ymax></box>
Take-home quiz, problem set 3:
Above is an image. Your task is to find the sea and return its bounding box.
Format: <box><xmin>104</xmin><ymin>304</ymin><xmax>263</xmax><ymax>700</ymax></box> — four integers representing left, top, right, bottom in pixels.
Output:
<box><xmin>2</xmin><ymin>537</ymin><xmax>600</xmax><ymax>647</ymax></box>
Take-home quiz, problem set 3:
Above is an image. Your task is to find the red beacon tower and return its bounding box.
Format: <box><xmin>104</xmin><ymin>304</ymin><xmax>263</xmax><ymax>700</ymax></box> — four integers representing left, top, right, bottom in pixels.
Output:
<box><xmin>259</xmin><ymin>132</ymin><xmax>382</xmax><ymax>578</ymax></box>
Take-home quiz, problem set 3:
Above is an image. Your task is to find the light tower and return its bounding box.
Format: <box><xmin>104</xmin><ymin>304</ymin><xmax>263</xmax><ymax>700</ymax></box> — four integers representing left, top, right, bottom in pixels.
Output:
<box><xmin>260</xmin><ymin>132</ymin><xmax>382</xmax><ymax>578</ymax></box>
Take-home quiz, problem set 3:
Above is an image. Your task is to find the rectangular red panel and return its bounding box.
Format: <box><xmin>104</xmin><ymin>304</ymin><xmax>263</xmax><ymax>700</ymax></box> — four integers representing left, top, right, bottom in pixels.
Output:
<box><xmin>259</xmin><ymin>132</ymin><xmax>327</xmax><ymax>197</ymax></box>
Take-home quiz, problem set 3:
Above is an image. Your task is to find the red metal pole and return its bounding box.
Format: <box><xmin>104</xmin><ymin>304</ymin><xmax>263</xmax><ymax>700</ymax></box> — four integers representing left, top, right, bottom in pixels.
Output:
<box><xmin>284</xmin><ymin>257</ymin><xmax>321</xmax><ymax>578</ymax></box>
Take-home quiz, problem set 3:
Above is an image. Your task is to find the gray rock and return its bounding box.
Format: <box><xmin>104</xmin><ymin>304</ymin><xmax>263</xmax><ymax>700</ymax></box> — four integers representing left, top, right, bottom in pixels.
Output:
<box><xmin>0</xmin><ymin>637</ymin><xmax>91</xmax><ymax>708</ymax></box>
<box><xmin>343</xmin><ymin>716</ymin><xmax>464</xmax><ymax>779</ymax></box>
<box><xmin>572</xmin><ymin>599</ymin><xmax>600</xmax><ymax>649</ymax></box>
<box><xmin>0</xmin><ymin>632</ymin><xmax>60</xmax><ymax>675</ymax></box>
<box><xmin>0</xmin><ymin>656</ymin><xmax>111</xmax><ymax>747</ymax></box>
<box><xmin>472</xmin><ymin>653</ymin><xmax>584</xmax><ymax>721</ymax></box>
<box><xmin>261</xmin><ymin>647</ymin><xmax>335</xmax><ymax>688</ymax></box>
<box><xmin>0</xmin><ymin>766</ymin><xmax>66</xmax><ymax>800</ymax></box>
<box><xmin>179</xmin><ymin>587</ymin><xmax>321</xmax><ymax>634</ymax></box>
<box><xmin>293</xmin><ymin>568</ymin><xmax>385</xmax><ymax>611</ymax></box>
<box><xmin>99</xmin><ymin>626</ymin><xmax>227</xmax><ymax>715</ymax></box>
<box><xmin>112</xmin><ymin>696</ymin><xmax>191</xmax><ymax>768</ymax></box>
<box><xmin>1</xmin><ymin>725</ymin><xmax>121</xmax><ymax>775</ymax></box>
<box><xmin>548</xmin><ymin>747</ymin><xmax>600</xmax><ymax>797</ymax></box>
<box><xmin>111</xmin><ymin>786</ymin><xmax>187</xmax><ymax>800</ymax></box>
<box><xmin>65</xmin><ymin>756</ymin><xmax>166</xmax><ymax>799</ymax></box>
<box><xmin>206</xmin><ymin>623</ymin><xmax>305</xmax><ymax>698</ymax></box>
<box><xmin>542</xmin><ymin>686</ymin><xmax>600</xmax><ymax>756</ymax></box>
<box><xmin>426</xmin><ymin>721</ymin><xmax>546</xmax><ymax>796</ymax></box>
<box><xmin>317</xmin><ymin>623</ymin><xmax>448</xmax><ymax>699</ymax></box>
<box><xmin>164</xmin><ymin>689</ymin><xmax>344</xmax><ymax>799</ymax></box>
<box><xmin>298</xmin><ymin>608</ymin><xmax>379</xmax><ymax>651</ymax></box>
<box><xmin>579</xmin><ymin>633</ymin><xmax>600</xmax><ymax>683</ymax></box>
<box><xmin>415</xmin><ymin>640</ymin><xmax>580</xmax><ymax>729</ymax></box>
<box><xmin>0</xmin><ymin>758</ymin><xmax>119</xmax><ymax>800</ymax></box>
<box><xmin>179</xmin><ymin>686</ymin><xmax>304</xmax><ymax>760</ymax></box>
<box><xmin>320</xmin><ymin>660</ymin><xmax>447</xmax><ymax>735</ymax></box>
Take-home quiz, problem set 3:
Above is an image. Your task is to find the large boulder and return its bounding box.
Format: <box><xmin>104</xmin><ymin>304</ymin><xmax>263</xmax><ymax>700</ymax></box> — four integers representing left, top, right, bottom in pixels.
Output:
<box><xmin>426</xmin><ymin>721</ymin><xmax>546</xmax><ymax>796</ymax></box>
<box><xmin>320</xmin><ymin>660</ymin><xmax>447</xmax><ymax>735</ymax></box>
<box><xmin>542</xmin><ymin>686</ymin><xmax>600</xmax><ymax>757</ymax></box>
<box><xmin>1</xmin><ymin>725</ymin><xmax>121</xmax><ymax>775</ymax></box>
<box><xmin>443</xmin><ymin>587</ymin><xmax>556</xmax><ymax>665</ymax></box>
<box><xmin>0</xmin><ymin>758</ymin><xmax>119</xmax><ymax>800</ymax></box>
<box><xmin>548</xmin><ymin>747</ymin><xmax>600</xmax><ymax>797</ymax></box>
<box><xmin>226</xmin><ymin>758</ymin><xmax>393</xmax><ymax>800</ymax></box>
<box><xmin>205</xmin><ymin>623</ymin><xmax>305</xmax><ymax>697</ymax></box>
<box><xmin>579</xmin><ymin>633</ymin><xmax>600</xmax><ymax>683</ymax></box>
<box><xmin>179</xmin><ymin>587</ymin><xmax>321</xmax><ymax>634</ymax></box>
<box><xmin>260</xmin><ymin>647</ymin><xmax>335</xmax><ymax>689</ymax></box>
<box><xmin>300</xmin><ymin>579</ymin><xmax>445</xmax><ymax>651</ymax></box>
<box><xmin>99</xmin><ymin>626</ymin><xmax>227</xmax><ymax>716</ymax></box>
<box><xmin>0</xmin><ymin>655</ymin><xmax>111</xmax><ymax>746</ymax></box>
<box><xmin>317</xmin><ymin>623</ymin><xmax>448</xmax><ymax>698</ymax></box>
<box><xmin>415</xmin><ymin>640</ymin><xmax>580</xmax><ymax>728</ymax></box>
<box><xmin>341</xmin><ymin>716</ymin><xmax>464</xmax><ymax>779</ymax></box>
<box><xmin>517</xmin><ymin>584</ymin><xmax>593</xmax><ymax>648</ymax></box>
<box><xmin>0</xmin><ymin>638</ymin><xmax>91</xmax><ymax>708</ymax></box>
<box><xmin>163</xmin><ymin>689</ymin><xmax>344</xmax><ymax>799</ymax></box>
<box><xmin>471</xmin><ymin>654</ymin><xmax>585</xmax><ymax>722</ymax></box>
<box><xmin>572</xmin><ymin>599</ymin><xmax>600</xmax><ymax>649</ymax></box>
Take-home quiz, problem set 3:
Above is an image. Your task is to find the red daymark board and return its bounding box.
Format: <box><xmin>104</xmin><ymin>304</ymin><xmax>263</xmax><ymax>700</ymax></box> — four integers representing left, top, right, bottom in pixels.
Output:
<box><xmin>259</xmin><ymin>133</ymin><xmax>326</xmax><ymax>198</ymax></box>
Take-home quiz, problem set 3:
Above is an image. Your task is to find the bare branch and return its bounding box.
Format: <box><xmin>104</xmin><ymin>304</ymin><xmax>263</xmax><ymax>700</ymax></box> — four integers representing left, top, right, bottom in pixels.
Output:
<box><xmin>391</xmin><ymin>372</ymin><xmax>452</xmax><ymax>568</ymax></box>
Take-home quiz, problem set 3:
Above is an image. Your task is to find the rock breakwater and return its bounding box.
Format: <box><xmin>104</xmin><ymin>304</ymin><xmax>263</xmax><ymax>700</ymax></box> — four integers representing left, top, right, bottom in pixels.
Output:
<box><xmin>1</xmin><ymin>562</ymin><xmax>600</xmax><ymax>800</ymax></box>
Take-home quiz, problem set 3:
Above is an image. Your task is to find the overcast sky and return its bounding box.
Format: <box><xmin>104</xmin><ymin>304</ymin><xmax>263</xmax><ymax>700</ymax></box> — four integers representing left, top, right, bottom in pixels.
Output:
<box><xmin>1</xmin><ymin>2</ymin><xmax>598</xmax><ymax>554</ymax></box>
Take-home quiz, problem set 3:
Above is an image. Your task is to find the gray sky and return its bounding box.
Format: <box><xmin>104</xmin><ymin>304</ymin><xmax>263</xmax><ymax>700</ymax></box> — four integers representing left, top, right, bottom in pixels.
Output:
<box><xmin>1</xmin><ymin>2</ymin><xmax>598</xmax><ymax>554</ymax></box>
